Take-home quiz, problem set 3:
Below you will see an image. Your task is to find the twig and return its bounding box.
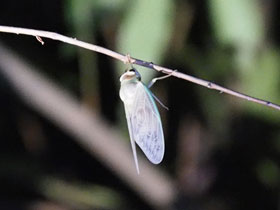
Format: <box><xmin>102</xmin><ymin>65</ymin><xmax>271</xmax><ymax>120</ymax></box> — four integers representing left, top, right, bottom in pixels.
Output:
<box><xmin>0</xmin><ymin>25</ymin><xmax>279</xmax><ymax>111</ymax></box>
<box><xmin>35</xmin><ymin>35</ymin><xmax>44</xmax><ymax>45</ymax></box>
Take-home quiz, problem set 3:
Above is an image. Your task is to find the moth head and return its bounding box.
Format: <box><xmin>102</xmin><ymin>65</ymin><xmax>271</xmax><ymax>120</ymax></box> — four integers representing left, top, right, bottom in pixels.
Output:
<box><xmin>120</xmin><ymin>68</ymin><xmax>141</xmax><ymax>82</ymax></box>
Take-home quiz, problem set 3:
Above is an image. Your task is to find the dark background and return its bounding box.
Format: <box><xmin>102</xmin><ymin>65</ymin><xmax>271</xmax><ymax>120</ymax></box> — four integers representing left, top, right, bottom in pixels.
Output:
<box><xmin>0</xmin><ymin>0</ymin><xmax>280</xmax><ymax>210</ymax></box>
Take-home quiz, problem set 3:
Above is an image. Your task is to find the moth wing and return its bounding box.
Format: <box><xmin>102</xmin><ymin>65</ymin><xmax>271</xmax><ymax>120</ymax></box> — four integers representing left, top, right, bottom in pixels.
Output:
<box><xmin>131</xmin><ymin>83</ymin><xmax>165</xmax><ymax>164</ymax></box>
<box><xmin>123</xmin><ymin>104</ymin><xmax>140</xmax><ymax>174</ymax></box>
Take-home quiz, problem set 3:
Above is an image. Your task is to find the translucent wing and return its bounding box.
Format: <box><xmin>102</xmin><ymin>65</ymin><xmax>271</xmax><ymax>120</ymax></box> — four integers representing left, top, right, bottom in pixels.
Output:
<box><xmin>123</xmin><ymin>105</ymin><xmax>140</xmax><ymax>174</ymax></box>
<box><xmin>129</xmin><ymin>82</ymin><xmax>165</xmax><ymax>164</ymax></box>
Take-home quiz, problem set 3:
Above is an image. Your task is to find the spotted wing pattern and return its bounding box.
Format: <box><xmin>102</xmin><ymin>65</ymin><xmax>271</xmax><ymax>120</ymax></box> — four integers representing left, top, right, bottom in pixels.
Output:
<box><xmin>129</xmin><ymin>82</ymin><xmax>165</xmax><ymax>164</ymax></box>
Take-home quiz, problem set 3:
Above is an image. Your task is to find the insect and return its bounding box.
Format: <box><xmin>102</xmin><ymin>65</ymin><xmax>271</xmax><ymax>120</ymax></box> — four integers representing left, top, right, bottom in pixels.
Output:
<box><xmin>119</xmin><ymin>68</ymin><xmax>165</xmax><ymax>174</ymax></box>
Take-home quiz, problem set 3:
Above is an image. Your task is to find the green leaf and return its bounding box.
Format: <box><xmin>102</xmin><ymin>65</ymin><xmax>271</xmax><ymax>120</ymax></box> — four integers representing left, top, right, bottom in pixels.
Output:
<box><xmin>117</xmin><ymin>0</ymin><xmax>174</xmax><ymax>82</ymax></box>
<box><xmin>256</xmin><ymin>159</ymin><xmax>280</xmax><ymax>188</ymax></box>
<box><xmin>209</xmin><ymin>0</ymin><xmax>264</xmax><ymax>48</ymax></box>
<box><xmin>241</xmin><ymin>48</ymin><xmax>280</xmax><ymax>122</ymax></box>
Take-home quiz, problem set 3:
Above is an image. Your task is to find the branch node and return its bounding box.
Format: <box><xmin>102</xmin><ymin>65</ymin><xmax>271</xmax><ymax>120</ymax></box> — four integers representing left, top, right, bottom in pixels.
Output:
<box><xmin>35</xmin><ymin>36</ymin><xmax>44</xmax><ymax>45</ymax></box>
<box><xmin>124</xmin><ymin>54</ymin><xmax>131</xmax><ymax>64</ymax></box>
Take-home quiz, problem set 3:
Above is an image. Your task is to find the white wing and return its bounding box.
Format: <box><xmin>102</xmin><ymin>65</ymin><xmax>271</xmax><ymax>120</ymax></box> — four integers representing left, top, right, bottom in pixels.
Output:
<box><xmin>124</xmin><ymin>105</ymin><xmax>140</xmax><ymax>174</ymax></box>
<box><xmin>128</xmin><ymin>82</ymin><xmax>165</xmax><ymax>164</ymax></box>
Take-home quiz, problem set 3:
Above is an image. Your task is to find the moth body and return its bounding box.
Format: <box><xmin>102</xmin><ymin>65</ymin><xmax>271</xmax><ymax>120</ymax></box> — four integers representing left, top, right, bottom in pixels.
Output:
<box><xmin>119</xmin><ymin>69</ymin><xmax>165</xmax><ymax>173</ymax></box>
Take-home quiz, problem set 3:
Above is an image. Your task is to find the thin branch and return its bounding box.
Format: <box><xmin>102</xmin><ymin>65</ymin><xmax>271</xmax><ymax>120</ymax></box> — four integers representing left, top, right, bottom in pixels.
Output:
<box><xmin>0</xmin><ymin>25</ymin><xmax>279</xmax><ymax>111</ymax></box>
<box><xmin>0</xmin><ymin>25</ymin><xmax>126</xmax><ymax>62</ymax></box>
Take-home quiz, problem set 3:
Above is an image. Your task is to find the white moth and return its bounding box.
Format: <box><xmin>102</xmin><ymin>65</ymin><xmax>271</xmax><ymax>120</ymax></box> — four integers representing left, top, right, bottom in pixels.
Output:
<box><xmin>119</xmin><ymin>68</ymin><xmax>165</xmax><ymax>174</ymax></box>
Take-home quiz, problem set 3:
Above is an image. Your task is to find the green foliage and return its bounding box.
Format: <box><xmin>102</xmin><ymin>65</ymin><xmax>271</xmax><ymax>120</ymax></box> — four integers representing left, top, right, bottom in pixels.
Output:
<box><xmin>241</xmin><ymin>48</ymin><xmax>280</xmax><ymax>122</ymax></box>
<box><xmin>2</xmin><ymin>1</ymin><xmax>280</xmax><ymax>209</ymax></box>
<box><xmin>209</xmin><ymin>0</ymin><xmax>279</xmax><ymax>121</ymax></box>
<box><xmin>256</xmin><ymin>159</ymin><xmax>280</xmax><ymax>188</ymax></box>
<box><xmin>117</xmin><ymin>0</ymin><xmax>174</xmax><ymax>82</ymax></box>
<box><xmin>209</xmin><ymin>0</ymin><xmax>264</xmax><ymax>49</ymax></box>
<box><xmin>41</xmin><ymin>177</ymin><xmax>123</xmax><ymax>209</ymax></box>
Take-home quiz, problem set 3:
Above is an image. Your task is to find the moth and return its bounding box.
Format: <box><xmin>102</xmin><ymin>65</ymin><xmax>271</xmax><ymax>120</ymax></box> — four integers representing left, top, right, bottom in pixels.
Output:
<box><xmin>119</xmin><ymin>68</ymin><xmax>165</xmax><ymax>174</ymax></box>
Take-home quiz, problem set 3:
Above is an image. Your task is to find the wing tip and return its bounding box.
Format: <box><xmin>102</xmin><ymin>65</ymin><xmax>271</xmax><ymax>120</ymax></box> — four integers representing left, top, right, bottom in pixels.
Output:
<box><xmin>136</xmin><ymin>165</ymin><xmax>140</xmax><ymax>174</ymax></box>
<box><xmin>150</xmin><ymin>154</ymin><xmax>164</xmax><ymax>165</ymax></box>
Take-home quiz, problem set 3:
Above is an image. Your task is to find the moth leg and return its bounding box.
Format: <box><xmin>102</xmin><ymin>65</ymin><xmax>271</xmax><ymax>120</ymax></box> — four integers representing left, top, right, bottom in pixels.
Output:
<box><xmin>124</xmin><ymin>54</ymin><xmax>134</xmax><ymax>69</ymax></box>
<box><xmin>148</xmin><ymin>70</ymin><xmax>176</xmax><ymax>88</ymax></box>
<box><xmin>148</xmin><ymin>71</ymin><xmax>176</xmax><ymax>110</ymax></box>
<box><xmin>150</xmin><ymin>92</ymin><xmax>169</xmax><ymax>110</ymax></box>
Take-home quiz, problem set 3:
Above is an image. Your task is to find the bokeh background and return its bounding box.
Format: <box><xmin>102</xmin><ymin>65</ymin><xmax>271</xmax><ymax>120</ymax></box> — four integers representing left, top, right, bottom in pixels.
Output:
<box><xmin>0</xmin><ymin>0</ymin><xmax>280</xmax><ymax>210</ymax></box>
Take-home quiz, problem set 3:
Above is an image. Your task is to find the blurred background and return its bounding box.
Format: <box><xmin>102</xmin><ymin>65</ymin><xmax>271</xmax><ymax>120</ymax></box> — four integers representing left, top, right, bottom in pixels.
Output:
<box><xmin>0</xmin><ymin>0</ymin><xmax>280</xmax><ymax>209</ymax></box>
